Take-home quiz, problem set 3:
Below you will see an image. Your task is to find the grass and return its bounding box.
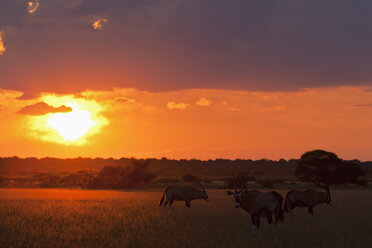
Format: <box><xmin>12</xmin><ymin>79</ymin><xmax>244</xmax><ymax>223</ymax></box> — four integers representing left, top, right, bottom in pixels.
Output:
<box><xmin>1</xmin><ymin>189</ymin><xmax>372</xmax><ymax>248</ymax></box>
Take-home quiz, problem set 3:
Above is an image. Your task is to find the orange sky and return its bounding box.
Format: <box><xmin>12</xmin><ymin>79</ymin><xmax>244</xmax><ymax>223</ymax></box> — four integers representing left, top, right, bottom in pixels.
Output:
<box><xmin>1</xmin><ymin>86</ymin><xmax>372</xmax><ymax>160</ymax></box>
<box><xmin>1</xmin><ymin>0</ymin><xmax>372</xmax><ymax>161</ymax></box>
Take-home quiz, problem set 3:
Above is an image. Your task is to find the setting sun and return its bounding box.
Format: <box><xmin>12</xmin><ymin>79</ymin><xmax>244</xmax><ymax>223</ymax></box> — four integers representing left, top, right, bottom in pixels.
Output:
<box><xmin>22</xmin><ymin>95</ymin><xmax>109</xmax><ymax>146</ymax></box>
<box><xmin>46</xmin><ymin>110</ymin><xmax>95</xmax><ymax>141</ymax></box>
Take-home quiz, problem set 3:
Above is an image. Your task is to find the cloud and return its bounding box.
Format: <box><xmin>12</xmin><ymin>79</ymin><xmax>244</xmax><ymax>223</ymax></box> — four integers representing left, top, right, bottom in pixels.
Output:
<box><xmin>2</xmin><ymin>0</ymin><xmax>372</xmax><ymax>94</ymax></box>
<box><xmin>17</xmin><ymin>102</ymin><xmax>72</xmax><ymax>116</ymax></box>
<box><xmin>27</xmin><ymin>0</ymin><xmax>40</xmax><ymax>14</ymax></box>
<box><xmin>227</xmin><ymin>107</ymin><xmax>242</xmax><ymax>112</ymax></box>
<box><xmin>114</xmin><ymin>96</ymin><xmax>136</xmax><ymax>103</ymax></box>
<box><xmin>362</xmin><ymin>87</ymin><xmax>372</xmax><ymax>92</ymax></box>
<box><xmin>260</xmin><ymin>103</ymin><xmax>286</xmax><ymax>112</ymax></box>
<box><xmin>222</xmin><ymin>101</ymin><xmax>242</xmax><ymax>111</ymax></box>
<box><xmin>257</xmin><ymin>95</ymin><xmax>275</xmax><ymax>100</ymax></box>
<box><xmin>0</xmin><ymin>31</ymin><xmax>5</xmax><ymax>55</ymax></box>
<box><xmin>347</xmin><ymin>103</ymin><xmax>372</xmax><ymax>108</ymax></box>
<box><xmin>167</xmin><ymin>101</ymin><xmax>188</xmax><ymax>110</ymax></box>
<box><xmin>92</xmin><ymin>18</ymin><xmax>108</xmax><ymax>30</ymax></box>
<box><xmin>0</xmin><ymin>89</ymin><xmax>23</xmax><ymax>102</ymax></box>
<box><xmin>196</xmin><ymin>97</ymin><xmax>212</xmax><ymax>106</ymax></box>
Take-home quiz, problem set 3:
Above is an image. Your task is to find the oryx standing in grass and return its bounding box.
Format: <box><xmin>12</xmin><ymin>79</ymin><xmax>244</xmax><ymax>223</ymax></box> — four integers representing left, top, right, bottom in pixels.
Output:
<box><xmin>226</xmin><ymin>173</ymin><xmax>284</xmax><ymax>240</ymax></box>
<box><xmin>284</xmin><ymin>184</ymin><xmax>332</xmax><ymax>218</ymax></box>
<box><xmin>159</xmin><ymin>177</ymin><xmax>209</xmax><ymax>209</ymax></box>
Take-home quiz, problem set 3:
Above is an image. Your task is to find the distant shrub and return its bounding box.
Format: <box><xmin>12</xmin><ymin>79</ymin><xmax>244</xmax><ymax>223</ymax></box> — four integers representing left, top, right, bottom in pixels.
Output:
<box><xmin>182</xmin><ymin>174</ymin><xmax>195</xmax><ymax>182</ymax></box>
<box><xmin>60</xmin><ymin>169</ymin><xmax>97</xmax><ymax>188</ymax></box>
<box><xmin>156</xmin><ymin>178</ymin><xmax>180</xmax><ymax>184</ymax></box>
<box><xmin>257</xmin><ymin>179</ymin><xmax>275</xmax><ymax>188</ymax></box>
<box><xmin>253</xmin><ymin>171</ymin><xmax>263</xmax><ymax>176</ymax></box>
<box><xmin>32</xmin><ymin>173</ymin><xmax>60</xmax><ymax>188</ymax></box>
<box><xmin>90</xmin><ymin>161</ymin><xmax>156</xmax><ymax>189</ymax></box>
<box><xmin>224</xmin><ymin>172</ymin><xmax>255</xmax><ymax>189</ymax></box>
<box><xmin>203</xmin><ymin>179</ymin><xmax>212</xmax><ymax>184</ymax></box>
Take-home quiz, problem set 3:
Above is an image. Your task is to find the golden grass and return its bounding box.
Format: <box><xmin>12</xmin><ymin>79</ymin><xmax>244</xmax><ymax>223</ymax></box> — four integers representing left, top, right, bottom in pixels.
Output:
<box><xmin>1</xmin><ymin>189</ymin><xmax>372</xmax><ymax>248</ymax></box>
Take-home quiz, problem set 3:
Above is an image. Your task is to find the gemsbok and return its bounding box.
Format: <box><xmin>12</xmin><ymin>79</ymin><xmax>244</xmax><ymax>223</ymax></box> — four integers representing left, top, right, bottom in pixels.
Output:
<box><xmin>226</xmin><ymin>173</ymin><xmax>284</xmax><ymax>240</ymax></box>
<box><xmin>284</xmin><ymin>185</ymin><xmax>332</xmax><ymax>218</ymax></box>
<box><xmin>159</xmin><ymin>177</ymin><xmax>209</xmax><ymax>209</ymax></box>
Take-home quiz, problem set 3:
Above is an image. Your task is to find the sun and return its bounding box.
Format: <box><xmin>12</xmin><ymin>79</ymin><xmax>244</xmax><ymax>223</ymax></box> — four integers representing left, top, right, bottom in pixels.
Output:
<box><xmin>46</xmin><ymin>110</ymin><xmax>95</xmax><ymax>141</ymax></box>
<box><xmin>27</xmin><ymin>95</ymin><xmax>108</xmax><ymax>145</ymax></box>
<box><xmin>45</xmin><ymin>100</ymin><xmax>97</xmax><ymax>142</ymax></box>
<box><xmin>46</xmin><ymin>109</ymin><xmax>95</xmax><ymax>141</ymax></box>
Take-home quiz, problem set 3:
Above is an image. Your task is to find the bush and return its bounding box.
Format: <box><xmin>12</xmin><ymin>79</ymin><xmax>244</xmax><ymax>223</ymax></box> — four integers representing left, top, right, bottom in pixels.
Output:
<box><xmin>252</xmin><ymin>171</ymin><xmax>263</xmax><ymax>176</ymax></box>
<box><xmin>182</xmin><ymin>174</ymin><xmax>195</xmax><ymax>182</ymax></box>
<box><xmin>203</xmin><ymin>179</ymin><xmax>212</xmax><ymax>184</ymax></box>
<box><xmin>224</xmin><ymin>172</ymin><xmax>255</xmax><ymax>189</ymax></box>
<box><xmin>32</xmin><ymin>173</ymin><xmax>60</xmax><ymax>188</ymax></box>
<box><xmin>90</xmin><ymin>161</ymin><xmax>156</xmax><ymax>189</ymax></box>
<box><xmin>156</xmin><ymin>178</ymin><xmax>180</xmax><ymax>184</ymax></box>
<box><xmin>60</xmin><ymin>169</ymin><xmax>97</xmax><ymax>188</ymax></box>
<box><xmin>258</xmin><ymin>179</ymin><xmax>275</xmax><ymax>188</ymax></box>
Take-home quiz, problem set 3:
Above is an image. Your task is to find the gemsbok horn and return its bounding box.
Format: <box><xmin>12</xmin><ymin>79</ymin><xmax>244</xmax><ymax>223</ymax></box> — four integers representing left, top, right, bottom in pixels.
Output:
<box><xmin>284</xmin><ymin>184</ymin><xmax>332</xmax><ymax>218</ymax></box>
<box><xmin>226</xmin><ymin>172</ymin><xmax>284</xmax><ymax>240</ymax></box>
<box><xmin>159</xmin><ymin>177</ymin><xmax>209</xmax><ymax>209</ymax></box>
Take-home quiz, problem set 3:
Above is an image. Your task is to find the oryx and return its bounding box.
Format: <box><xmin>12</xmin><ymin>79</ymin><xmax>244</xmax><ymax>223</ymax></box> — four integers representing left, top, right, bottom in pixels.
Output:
<box><xmin>284</xmin><ymin>184</ymin><xmax>332</xmax><ymax>218</ymax></box>
<box><xmin>226</xmin><ymin>173</ymin><xmax>284</xmax><ymax>240</ymax></box>
<box><xmin>159</xmin><ymin>177</ymin><xmax>209</xmax><ymax>208</ymax></box>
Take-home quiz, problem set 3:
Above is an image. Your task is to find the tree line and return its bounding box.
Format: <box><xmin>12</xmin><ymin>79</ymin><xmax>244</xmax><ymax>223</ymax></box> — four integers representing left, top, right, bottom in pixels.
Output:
<box><xmin>1</xmin><ymin>161</ymin><xmax>155</xmax><ymax>189</ymax></box>
<box><xmin>0</xmin><ymin>150</ymin><xmax>369</xmax><ymax>189</ymax></box>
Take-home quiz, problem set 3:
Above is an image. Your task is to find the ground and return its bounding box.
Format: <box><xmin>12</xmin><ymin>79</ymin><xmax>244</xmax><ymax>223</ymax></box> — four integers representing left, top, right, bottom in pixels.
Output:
<box><xmin>1</xmin><ymin>189</ymin><xmax>372</xmax><ymax>248</ymax></box>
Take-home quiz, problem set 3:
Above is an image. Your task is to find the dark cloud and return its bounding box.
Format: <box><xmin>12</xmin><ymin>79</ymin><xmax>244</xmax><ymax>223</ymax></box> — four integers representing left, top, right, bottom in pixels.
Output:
<box><xmin>114</xmin><ymin>97</ymin><xmax>135</xmax><ymax>103</ymax></box>
<box><xmin>0</xmin><ymin>0</ymin><xmax>27</xmax><ymax>27</ymax></box>
<box><xmin>17</xmin><ymin>102</ymin><xmax>72</xmax><ymax>115</ymax></box>
<box><xmin>1</xmin><ymin>0</ymin><xmax>372</xmax><ymax>94</ymax></box>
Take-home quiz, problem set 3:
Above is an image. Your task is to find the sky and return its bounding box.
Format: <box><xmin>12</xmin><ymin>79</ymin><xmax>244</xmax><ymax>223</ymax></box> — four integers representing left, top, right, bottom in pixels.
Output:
<box><xmin>1</xmin><ymin>0</ymin><xmax>372</xmax><ymax>160</ymax></box>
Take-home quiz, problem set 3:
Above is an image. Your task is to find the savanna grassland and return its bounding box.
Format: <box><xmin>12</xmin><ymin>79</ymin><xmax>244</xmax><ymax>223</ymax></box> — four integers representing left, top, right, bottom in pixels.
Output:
<box><xmin>1</xmin><ymin>189</ymin><xmax>372</xmax><ymax>248</ymax></box>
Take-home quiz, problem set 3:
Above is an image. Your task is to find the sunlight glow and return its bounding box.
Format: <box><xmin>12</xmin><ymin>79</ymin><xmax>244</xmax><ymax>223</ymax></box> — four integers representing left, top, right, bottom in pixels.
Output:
<box><xmin>27</xmin><ymin>95</ymin><xmax>109</xmax><ymax>146</ymax></box>
<box><xmin>46</xmin><ymin>109</ymin><xmax>95</xmax><ymax>141</ymax></box>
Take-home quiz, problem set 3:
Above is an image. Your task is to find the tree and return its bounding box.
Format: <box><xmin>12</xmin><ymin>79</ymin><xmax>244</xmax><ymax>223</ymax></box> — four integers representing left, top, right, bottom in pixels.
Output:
<box><xmin>182</xmin><ymin>174</ymin><xmax>195</xmax><ymax>182</ymax></box>
<box><xmin>32</xmin><ymin>173</ymin><xmax>60</xmax><ymax>188</ymax></box>
<box><xmin>60</xmin><ymin>169</ymin><xmax>97</xmax><ymax>188</ymax></box>
<box><xmin>91</xmin><ymin>165</ymin><xmax>123</xmax><ymax>189</ymax></box>
<box><xmin>296</xmin><ymin>150</ymin><xmax>366</xmax><ymax>189</ymax></box>
<box><xmin>91</xmin><ymin>160</ymin><xmax>156</xmax><ymax>189</ymax></box>
<box><xmin>225</xmin><ymin>171</ymin><xmax>255</xmax><ymax>189</ymax></box>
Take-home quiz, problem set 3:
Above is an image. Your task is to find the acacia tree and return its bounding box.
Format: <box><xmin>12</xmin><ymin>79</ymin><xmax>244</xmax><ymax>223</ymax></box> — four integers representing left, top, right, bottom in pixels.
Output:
<box><xmin>296</xmin><ymin>150</ymin><xmax>366</xmax><ymax>200</ymax></box>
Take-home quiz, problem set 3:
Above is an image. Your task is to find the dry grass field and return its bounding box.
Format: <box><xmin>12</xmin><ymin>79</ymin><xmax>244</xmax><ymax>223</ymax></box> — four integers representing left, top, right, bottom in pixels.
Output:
<box><xmin>1</xmin><ymin>188</ymin><xmax>372</xmax><ymax>248</ymax></box>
